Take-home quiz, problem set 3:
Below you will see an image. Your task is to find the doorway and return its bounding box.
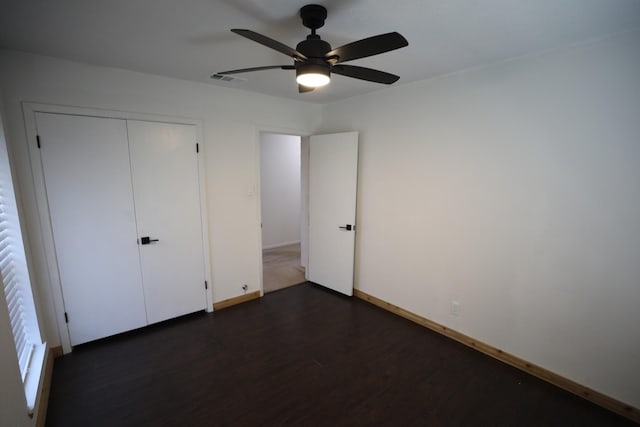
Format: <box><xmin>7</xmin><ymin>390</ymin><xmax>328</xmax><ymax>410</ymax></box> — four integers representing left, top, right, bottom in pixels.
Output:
<box><xmin>260</xmin><ymin>132</ymin><xmax>306</xmax><ymax>293</ymax></box>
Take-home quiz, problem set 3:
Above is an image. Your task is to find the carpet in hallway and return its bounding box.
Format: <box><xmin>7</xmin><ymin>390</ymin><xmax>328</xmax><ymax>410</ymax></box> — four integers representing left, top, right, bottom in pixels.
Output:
<box><xmin>262</xmin><ymin>243</ymin><xmax>305</xmax><ymax>293</ymax></box>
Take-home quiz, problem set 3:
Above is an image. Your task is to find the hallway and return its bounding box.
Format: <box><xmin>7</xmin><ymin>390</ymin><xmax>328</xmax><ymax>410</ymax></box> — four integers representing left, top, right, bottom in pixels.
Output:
<box><xmin>262</xmin><ymin>243</ymin><xmax>305</xmax><ymax>293</ymax></box>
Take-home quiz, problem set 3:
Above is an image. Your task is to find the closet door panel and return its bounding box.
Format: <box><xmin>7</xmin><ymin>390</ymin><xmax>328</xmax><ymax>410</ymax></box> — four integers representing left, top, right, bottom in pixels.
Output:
<box><xmin>36</xmin><ymin>113</ymin><xmax>147</xmax><ymax>345</ymax></box>
<box><xmin>128</xmin><ymin>120</ymin><xmax>206</xmax><ymax>324</ymax></box>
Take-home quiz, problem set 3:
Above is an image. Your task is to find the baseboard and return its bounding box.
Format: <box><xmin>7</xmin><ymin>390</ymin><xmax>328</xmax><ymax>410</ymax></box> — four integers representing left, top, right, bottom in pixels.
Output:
<box><xmin>262</xmin><ymin>240</ymin><xmax>301</xmax><ymax>250</ymax></box>
<box><xmin>34</xmin><ymin>346</ymin><xmax>61</xmax><ymax>427</ymax></box>
<box><xmin>213</xmin><ymin>290</ymin><xmax>261</xmax><ymax>311</ymax></box>
<box><xmin>353</xmin><ymin>289</ymin><xmax>640</xmax><ymax>424</ymax></box>
<box><xmin>50</xmin><ymin>345</ymin><xmax>63</xmax><ymax>358</ymax></box>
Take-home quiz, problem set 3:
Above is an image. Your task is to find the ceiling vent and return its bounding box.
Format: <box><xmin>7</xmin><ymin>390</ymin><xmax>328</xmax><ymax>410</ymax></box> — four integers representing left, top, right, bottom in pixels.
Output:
<box><xmin>210</xmin><ymin>73</ymin><xmax>247</xmax><ymax>83</ymax></box>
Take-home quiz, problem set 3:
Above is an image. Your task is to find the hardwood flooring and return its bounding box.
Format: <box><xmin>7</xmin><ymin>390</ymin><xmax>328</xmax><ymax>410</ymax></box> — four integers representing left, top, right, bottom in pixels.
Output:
<box><xmin>46</xmin><ymin>283</ymin><xmax>635</xmax><ymax>427</ymax></box>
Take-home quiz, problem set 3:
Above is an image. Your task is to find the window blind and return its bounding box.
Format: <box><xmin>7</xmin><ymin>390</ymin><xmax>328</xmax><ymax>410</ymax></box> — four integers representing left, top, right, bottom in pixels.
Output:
<box><xmin>0</xmin><ymin>122</ymin><xmax>44</xmax><ymax>413</ymax></box>
<box><xmin>0</xmin><ymin>201</ymin><xmax>35</xmax><ymax>381</ymax></box>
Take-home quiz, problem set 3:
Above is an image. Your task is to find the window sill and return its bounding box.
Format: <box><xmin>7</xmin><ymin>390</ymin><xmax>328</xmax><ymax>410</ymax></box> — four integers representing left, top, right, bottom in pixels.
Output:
<box><xmin>24</xmin><ymin>342</ymin><xmax>46</xmax><ymax>416</ymax></box>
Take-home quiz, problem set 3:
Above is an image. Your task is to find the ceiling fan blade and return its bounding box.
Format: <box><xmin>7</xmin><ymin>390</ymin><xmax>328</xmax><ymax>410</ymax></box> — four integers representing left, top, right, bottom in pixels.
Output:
<box><xmin>332</xmin><ymin>64</ymin><xmax>400</xmax><ymax>84</ymax></box>
<box><xmin>326</xmin><ymin>32</ymin><xmax>408</xmax><ymax>64</ymax></box>
<box><xmin>298</xmin><ymin>84</ymin><xmax>315</xmax><ymax>93</ymax></box>
<box><xmin>215</xmin><ymin>65</ymin><xmax>295</xmax><ymax>75</ymax></box>
<box><xmin>231</xmin><ymin>29</ymin><xmax>307</xmax><ymax>61</ymax></box>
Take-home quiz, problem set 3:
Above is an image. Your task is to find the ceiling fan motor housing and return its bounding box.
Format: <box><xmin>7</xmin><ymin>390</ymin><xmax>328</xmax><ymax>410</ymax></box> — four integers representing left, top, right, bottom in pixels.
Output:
<box><xmin>296</xmin><ymin>36</ymin><xmax>332</xmax><ymax>80</ymax></box>
<box><xmin>296</xmin><ymin>36</ymin><xmax>331</xmax><ymax>58</ymax></box>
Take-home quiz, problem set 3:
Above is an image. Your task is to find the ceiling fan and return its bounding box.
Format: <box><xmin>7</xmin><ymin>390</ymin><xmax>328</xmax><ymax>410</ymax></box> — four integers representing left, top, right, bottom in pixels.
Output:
<box><xmin>214</xmin><ymin>4</ymin><xmax>409</xmax><ymax>93</ymax></box>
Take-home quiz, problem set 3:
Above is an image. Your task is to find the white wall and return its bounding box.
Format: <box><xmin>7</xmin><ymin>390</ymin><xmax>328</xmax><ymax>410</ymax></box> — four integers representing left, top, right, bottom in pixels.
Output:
<box><xmin>260</xmin><ymin>133</ymin><xmax>301</xmax><ymax>249</ymax></box>
<box><xmin>320</xmin><ymin>30</ymin><xmax>640</xmax><ymax>408</ymax></box>
<box><xmin>0</xmin><ymin>50</ymin><xmax>323</xmax><ymax>348</ymax></box>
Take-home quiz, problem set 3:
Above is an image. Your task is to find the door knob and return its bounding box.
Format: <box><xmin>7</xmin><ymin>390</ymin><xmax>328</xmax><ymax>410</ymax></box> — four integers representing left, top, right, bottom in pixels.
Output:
<box><xmin>140</xmin><ymin>236</ymin><xmax>159</xmax><ymax>245</ymax></box>
<box><xmin>338</xmin><ymin>224</ymin><xmax>353</xmax><ymax>231</ymax></box>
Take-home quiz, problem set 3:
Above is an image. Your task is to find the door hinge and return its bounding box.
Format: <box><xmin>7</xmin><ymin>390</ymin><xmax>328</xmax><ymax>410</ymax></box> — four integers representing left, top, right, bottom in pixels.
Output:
<box><xmin>196</xmin><ymin>143</ymin><xmax>199</xmax><ymax>153</ymax></box>
<box><xmin>204</xmin><ymin>280</ymin><xmax>208</xmax><ymax>290</ymax></box>
<box><xmin>64</xmin><ymin>312</ymin><xmax>69</xmax><ymax>323</ymax></box>
<box><xmin>36</xmin><ymin>135</ymin><xmax>41</xmax><ymax>149</ymax></box>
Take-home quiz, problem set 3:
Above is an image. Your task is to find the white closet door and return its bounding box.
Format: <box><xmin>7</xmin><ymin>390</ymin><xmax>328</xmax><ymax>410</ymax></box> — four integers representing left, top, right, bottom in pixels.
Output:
<box><xmin>36</xmin><ymin>113</ymin><xmax>147</xmax><ymax>345</ymax></box>
<box><xmin>127</xmin><ymin>120</ymin><xmax>206</xmax><ymax>324</ymax></box>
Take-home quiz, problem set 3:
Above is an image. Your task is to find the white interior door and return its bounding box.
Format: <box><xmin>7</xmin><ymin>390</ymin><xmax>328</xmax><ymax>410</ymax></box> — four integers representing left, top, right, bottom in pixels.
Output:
<box><xmin>36</xmin><ymin>113</ymin><xmax>147</xmax><ymax>345</ymax></box>
<box><xmin>307</xmin><ymin>132</ymin><xmax>359</xmax><ymax>296</ymax></box>
<box><xmin>127</xmin><ymin>120</ymin><xmax>206</xmax><ymax>324</ymax></box>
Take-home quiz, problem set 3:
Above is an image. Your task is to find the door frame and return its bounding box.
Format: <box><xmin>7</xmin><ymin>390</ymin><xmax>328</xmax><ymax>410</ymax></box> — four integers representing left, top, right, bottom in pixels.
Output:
<box><xmin>23</xmin><ymin>102</ymin><xmax>213</xmax><ymax>353</ymax></box>
<box><xmin>254</xmin><ymin>126</ymin><xmax>312</xmax><ymax>296</ymax></box>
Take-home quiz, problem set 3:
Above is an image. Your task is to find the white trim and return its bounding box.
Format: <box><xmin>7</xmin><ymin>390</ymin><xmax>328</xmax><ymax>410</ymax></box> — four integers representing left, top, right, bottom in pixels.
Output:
<box><xmin>300</xmin><ymin>136</ymin><xmax>310</xmax><ymax>272</ymax></box>
<box><xmin>23</xmin><ymin>342</ymin><xmax>45</xmax><ymax>414</ymax></box>
<box><xmin>195</xmin><ymin>126</ymin><xmax>213</xmax><ymax>313</ymax></box>
<box><xmin>22</xmin><ymin>104</ymin><xmax>70</xmax><ymax>353</ymax></box>
<box><xmin>22</xmin><ymin>102</ymin><xmax>203</xmax><ymax>126</ymax></box>
<box><xmin>22</xmin><ymin>102</ymin><xmax>213</xmax><ymax>353</ymax></box>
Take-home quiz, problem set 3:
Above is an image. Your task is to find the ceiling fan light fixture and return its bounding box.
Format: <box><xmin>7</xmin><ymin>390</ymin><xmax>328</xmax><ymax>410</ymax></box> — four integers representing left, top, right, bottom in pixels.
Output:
<box><xmin>296</xmin><ymin>72</ymin><xmax>330</xmax><ymax>87</ymax></box>
<box><xmin>296</xmin><ymin>63</ymin><xmax>330</xmax><ymax>87</ymax></box>
<box><xmin>218</xmin><ymin>4</ymin><xmax>408</xmax><ymax>93</ymax></box>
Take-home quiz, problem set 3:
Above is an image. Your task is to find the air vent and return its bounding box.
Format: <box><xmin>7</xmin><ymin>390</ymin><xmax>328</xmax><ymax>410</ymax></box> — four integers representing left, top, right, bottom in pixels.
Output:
<box><xmin>210</xmin><ymin>74</ymin><xmax>247</xmax><ymax>84</ymax></box>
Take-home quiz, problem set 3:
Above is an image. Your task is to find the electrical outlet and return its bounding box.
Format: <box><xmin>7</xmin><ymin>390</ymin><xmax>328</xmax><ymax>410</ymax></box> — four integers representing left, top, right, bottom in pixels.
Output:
<box><xmin>450</xmin><ymin>301</ymin><xmax>460</xmax><ymax>316</ymax></box>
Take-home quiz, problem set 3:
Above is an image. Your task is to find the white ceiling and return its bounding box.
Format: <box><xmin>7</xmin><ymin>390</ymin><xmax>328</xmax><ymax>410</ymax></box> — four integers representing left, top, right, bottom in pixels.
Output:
<box><xmin>1</xmin><ymin>0</ymin><xmax>639</xmax><ymax>104</ymax></box>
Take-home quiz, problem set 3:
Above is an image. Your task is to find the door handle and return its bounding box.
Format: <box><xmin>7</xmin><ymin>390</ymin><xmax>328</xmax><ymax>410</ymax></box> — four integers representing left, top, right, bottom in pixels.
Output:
<box><xmin>140</xmin><ymin>236</ymin><xmax>159</xmax><ymax>245</ymax></box>
<box><xmin>338</xmin><ymin>224</ymin><xmax>353</xmax><ymax>231</ymax></box>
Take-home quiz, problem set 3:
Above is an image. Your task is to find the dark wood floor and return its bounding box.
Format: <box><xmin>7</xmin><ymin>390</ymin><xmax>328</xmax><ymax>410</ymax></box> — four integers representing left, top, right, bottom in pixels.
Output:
<box><xmin>46</xmin><ymin>283</ymin><xmax>635</xmax><ymax>427</ymax></box>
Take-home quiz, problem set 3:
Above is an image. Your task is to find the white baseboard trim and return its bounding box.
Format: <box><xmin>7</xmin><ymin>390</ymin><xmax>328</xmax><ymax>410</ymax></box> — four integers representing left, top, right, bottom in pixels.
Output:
<box><xmin>262</xmin><ymin>240</ymin><xmax>301</xmax><ymax>250</ymax></box>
